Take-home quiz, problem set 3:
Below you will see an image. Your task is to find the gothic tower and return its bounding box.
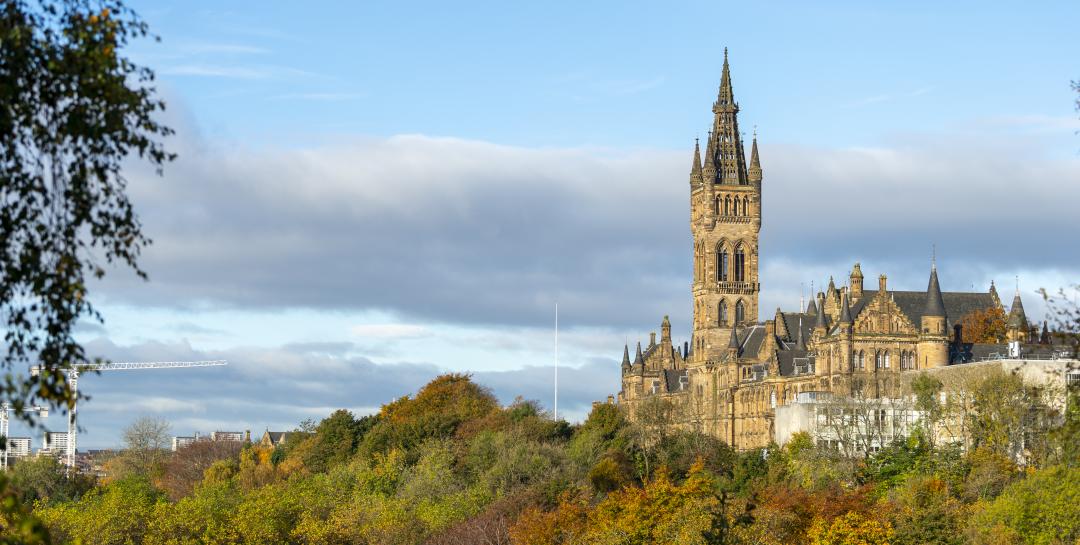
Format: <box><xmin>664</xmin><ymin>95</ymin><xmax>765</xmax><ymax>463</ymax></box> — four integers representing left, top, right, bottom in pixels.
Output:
<box><xmin>690</xmin><ymin>49</ymin><xmax>762</xmax><ymax>362</ymax></box>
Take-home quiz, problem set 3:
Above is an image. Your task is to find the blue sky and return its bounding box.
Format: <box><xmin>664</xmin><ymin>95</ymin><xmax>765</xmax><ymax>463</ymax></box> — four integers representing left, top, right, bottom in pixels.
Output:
<box><xmin>12</xmin><ymin>1</ymin><xmax>1080</xmax><ymax>448</ymax></box>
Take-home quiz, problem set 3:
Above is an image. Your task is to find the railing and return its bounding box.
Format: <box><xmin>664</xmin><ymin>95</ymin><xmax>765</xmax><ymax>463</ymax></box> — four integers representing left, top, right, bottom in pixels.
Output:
<box><xmin>716</xmin><ymin>281</ymin><xmax>758</xmax><ymax>293</ymax></box>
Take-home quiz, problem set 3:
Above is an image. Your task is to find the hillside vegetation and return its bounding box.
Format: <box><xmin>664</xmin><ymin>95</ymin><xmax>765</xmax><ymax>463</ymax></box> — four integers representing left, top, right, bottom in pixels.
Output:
<box><xmin>5</xmin><ymin>372</ymin><xmax>1080</xmax><ymax>545</ymax></box>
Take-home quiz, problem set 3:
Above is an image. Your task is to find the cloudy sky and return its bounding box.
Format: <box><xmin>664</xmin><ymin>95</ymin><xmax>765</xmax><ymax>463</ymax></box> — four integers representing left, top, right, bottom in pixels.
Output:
<box><xmin>14</xmin><ymin>1</ymin><xmax>1080</xmax><ymax>448</ymax></box>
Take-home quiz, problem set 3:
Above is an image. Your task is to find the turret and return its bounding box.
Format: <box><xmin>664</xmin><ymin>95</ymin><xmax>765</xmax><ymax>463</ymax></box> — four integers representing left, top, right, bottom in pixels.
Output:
<box><xmin>850</xmin><ymin>263</ymin><xmax>864</xmax><ymax>298</ymax></box>
<box><xmin>689</xmin><ymin>139</ymin><xmax>703</xmax><ymax>187</ymax></box>
<box><xmin>748</xmin><ymin>130</ymin><xmax>762</xmax><ymax>184</ymax></box>
<box><xmin>661</xmin><ymin>315</ymin><xmax>672</xmax><ymax>344</ymax></box>
<box><xmin>814</xmin><ymin>293</ymin><xmax>829</xmax><ymax>336</ymax></box>
<box><xmin>1006</xmin><ymin>289</ymin><xmax>1028</xmax><ymax>343</ymax></box>
<box><xmin>918</xmin><ymin>264</ymin><xmax>949</xmax><ymax>368</ymax></box>
<box><xmin>633</xmin><ymin>341</ymin><xmax>644</xmax><ymax>374</ymax></box>
<box><xmin>727</xmin><ymin>326</ymin><xmax>741</xmax><ymax>358</ymax></box>
<box><xmin>806</xmin><ymin>295</ymin><xmax>818</xmax><ymax>316</ymax></box>
<box><xmin>621</xmin><ymin>344</ymin><xmax>631</xmax><ymax>373</ymax></box>
<box><xmin>839</xmin><ymin>293</ymin><xmax>853</xmax><ymax>326</ymax></box>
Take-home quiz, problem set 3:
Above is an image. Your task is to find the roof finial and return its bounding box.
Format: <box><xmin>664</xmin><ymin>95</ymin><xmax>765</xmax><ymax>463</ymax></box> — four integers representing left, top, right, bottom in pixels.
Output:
<box><xmin>931</xmin><ymin>243</ymin><xmax>937</xmax><ymax>271</ymax></box>
<box><xmin>1015</xmin><ymin>275</ymin><xmax>1020</xmax><ymax>296</ymax></box>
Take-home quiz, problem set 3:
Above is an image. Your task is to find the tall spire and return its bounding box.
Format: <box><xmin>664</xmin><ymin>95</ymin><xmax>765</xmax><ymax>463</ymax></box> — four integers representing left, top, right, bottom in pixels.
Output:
<box><xmin>748</xmin><ymin>128</ymin><xmax>762</xmax><ymax>184</ymax></box>
<box><xmin>708</xmin><ymin>48</ymin><xmax>748</xmax><ymax>185</ymax></box>
<box><xmin>924</xmin><ymin>265</ymin><xmax>947</xmax><ymax>318</ymax></box>
<box><xmin>717</xmin><ymin>48</ymin><xmax>734</xmax><ymax>106</ymax></box>
<box><xmin>633</xmin><ymin>342</ymin><xmax>643</xmax><ymax>365</ymax></box>
<box><xmin>621</xmin><ymin>344</ymin><xmax>631</xmax><ymax>369</ymax></box>
<box><xmin>796</xmin><ymin>316</ymin><xmax>806</xmax><ymax>350</ymax></box>
<box><xmin>806</xmin><ymin>296</ymin><xmax>818</xmax><ymax>316</ymax></box>
<box><xmin>690</xmin><ymin>138</ymin><xmax>702</xmax><ymax>182</ymax></box>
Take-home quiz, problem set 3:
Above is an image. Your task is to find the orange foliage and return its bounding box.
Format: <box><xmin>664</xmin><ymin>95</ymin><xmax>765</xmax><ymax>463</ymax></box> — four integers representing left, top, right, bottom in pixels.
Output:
<box><xmin>958</xmin><ymin>307</ymin><xmax>1008</xmax><ymax>343</ymax></box>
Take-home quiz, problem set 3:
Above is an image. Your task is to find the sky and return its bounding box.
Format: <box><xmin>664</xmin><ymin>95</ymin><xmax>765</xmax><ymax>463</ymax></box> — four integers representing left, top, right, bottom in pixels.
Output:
<box><xmin>12</xmin><ymin>1</ymin><xmax>1080</xmax><ymax>448</ymax></box>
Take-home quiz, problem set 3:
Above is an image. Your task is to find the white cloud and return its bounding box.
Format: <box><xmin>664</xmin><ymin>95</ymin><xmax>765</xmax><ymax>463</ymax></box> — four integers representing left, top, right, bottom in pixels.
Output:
<box><xmin>350</xmin><ymin>324</ymin><xmax>431</xmax><ymax>339</ymax></box>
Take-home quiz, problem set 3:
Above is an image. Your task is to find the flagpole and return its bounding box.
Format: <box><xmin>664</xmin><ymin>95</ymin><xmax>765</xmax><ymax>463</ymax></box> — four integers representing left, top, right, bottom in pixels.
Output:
<box><xmin>554</xmin><ymin>303</ymin><xmax>559</xmax><ymax>421</ymax></box>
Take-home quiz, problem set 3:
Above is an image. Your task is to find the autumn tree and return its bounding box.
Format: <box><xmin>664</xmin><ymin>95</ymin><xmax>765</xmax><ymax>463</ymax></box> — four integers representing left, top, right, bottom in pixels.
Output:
<box><xmin>157</xmin><ymin>439</ymin><xmax>243</xmax><ymax>500</ymax></box>
<box><xmin>359</xmin><ymin>374</ymin><xmax>499</xmax><ymax>460</ymax></box>
<box><xmin>807</xmin><ymin>511</ymin><xmax>893</xmax><ymax>545</ymax></box>
<box><xmin>957</xmin><ymin>307</ymin><xmax>1008</xmax><ymax>343</ymax></box>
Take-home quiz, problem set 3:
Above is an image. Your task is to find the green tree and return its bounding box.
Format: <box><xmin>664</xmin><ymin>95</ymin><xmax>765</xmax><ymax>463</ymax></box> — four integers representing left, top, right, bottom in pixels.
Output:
<box><xmin>887</xmin><ymin>475</ymin><xmax>964</xmax><ymax>545</ymax></box>
<box><xmin>299</xmin><ymin>409</ymin><xmax>369</xmax><ymax>473</ymax></box>
<box><xmin>968</xmin><ymin>464</ymin><xmax>1080</xmax><ymax>545</ymax></box>
<box><xmin>0</xmin><ymin>0</ymin><xmax>173</xmax><ymax>426</ymax></box>
<box><xmin>7</xmin><ymin>455</ymin><xmax>92</xmax><ymax>505</ymax></box>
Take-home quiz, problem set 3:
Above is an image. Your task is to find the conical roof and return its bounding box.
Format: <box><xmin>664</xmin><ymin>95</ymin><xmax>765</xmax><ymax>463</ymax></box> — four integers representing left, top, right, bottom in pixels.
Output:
<box><xmin>1007</xmin><ymin>292</ymin><xmax>1027</xmax><ymax>328</ymax></box>
<box><xmin>621</xmin><ymin>344</ymin><xmax>631</xmax><ymax>368</ymax></box>
<box><xmin>727</xmin><ymin>326</ymin><xmax>741</xmax><ymax>350</ymax></box>
<box><xmin>633</xmin><ymin>342</ymin><xmax>643</xmax><ymax>365</ymax></box>
<box><xmin>690</xmin><ymin>139</ymin><xmax>702</xmax><ymax>178</ymax></box>
<box><xmin>806</xmin><ymin>297</ymin><xmax>818</xmax><ymax>315</ymax></box>
<box><xmin>839</xmin><ymin>293</ymin><xmax>853</xmax><ymax>324</ymax></box>
<box><xmin>796</xmin><ymin>317</ymin><xmax>806</xmax><ymax>350</ymax></box>
<box><xmin>924</xmin><ymin>266</ymin><xmax>947</xmax><ymax>318</ymax></box>
<box><xmin>815</xmin><ymin>297</ymin><xmax>829</xmax><ymax>329</ymax></box>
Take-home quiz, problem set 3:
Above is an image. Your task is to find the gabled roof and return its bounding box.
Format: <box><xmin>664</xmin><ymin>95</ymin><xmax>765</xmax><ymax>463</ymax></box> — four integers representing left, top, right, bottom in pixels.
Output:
<box><xmin>849</xmin><ymin>290</ymin><xmax>996</xmax><ymax>328</ymax></box>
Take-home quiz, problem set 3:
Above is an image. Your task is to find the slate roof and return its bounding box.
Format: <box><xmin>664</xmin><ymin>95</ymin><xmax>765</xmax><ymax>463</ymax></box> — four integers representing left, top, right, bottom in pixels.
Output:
<box><xmin>777</xmin><ymin>349</ymin><xmax>813</xmax><ymax>377</ymax></box>
<box><xmin>780</xmin><ymin>312</ymin><xmax>816</xmax><ymax>343</ymax></box>
<box><xmin>849</xmin><ymin>290</ymin><xmax>997</xmax><ymax>327</ymax></box>
<box><xmin>924</xmin><ymin>268</ymin><xmax>947</xmax><ymax>317</ymax></box>
<box><xmin>737</xmin><ymin>324</ymin><xmax>768</xmax><ymax>359</ymax></box>
<box><xmin>663</xmin><ymin>368</ymin><xmax>688</xmax><ymax>392</ymax></box>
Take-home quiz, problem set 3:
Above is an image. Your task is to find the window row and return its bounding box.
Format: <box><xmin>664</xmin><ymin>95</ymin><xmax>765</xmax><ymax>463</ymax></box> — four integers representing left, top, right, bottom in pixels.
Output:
<box><xmin>714</xmin><ymin>195</ymin><xmax>752</xmax><ymax>217</ymax></box>
<box><xmin>850</xmin><ymin>350</ymin><xmax>917</xmax><ymax>372</ymax></box>
<box><xmin>717</xmin><ymin>299</ymin><xmax>746</xmax><ymax>326</ymax></box>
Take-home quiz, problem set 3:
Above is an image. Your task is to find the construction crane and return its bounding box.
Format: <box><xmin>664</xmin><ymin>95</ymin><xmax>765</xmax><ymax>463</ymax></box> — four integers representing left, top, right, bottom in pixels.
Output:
<box><xmin>0</xmin><ymin>403</ymin><xmax>49</xmax><ymax>470</ymax></box>
<box><xmin>31</xmin><ymin>360</ymin><xmax>227</xmax><ymax>469</ymax></box>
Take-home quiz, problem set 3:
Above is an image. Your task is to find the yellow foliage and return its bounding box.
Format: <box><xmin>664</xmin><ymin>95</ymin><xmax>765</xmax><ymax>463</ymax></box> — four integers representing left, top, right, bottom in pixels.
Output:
<box><xmin>807</xmin><ymin>511</ymin><xmax>893</xmax><ymax>545</ymax></box>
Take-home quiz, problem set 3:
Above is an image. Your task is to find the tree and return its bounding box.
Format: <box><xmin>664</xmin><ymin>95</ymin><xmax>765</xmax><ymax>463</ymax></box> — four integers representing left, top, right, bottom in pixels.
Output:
<box><xmin>957</xmin><ymin>307</ymin><xmax>1008</xmax><ymax>344</ymax></box>
<box><xmin>807</xmin><ymin>511</ymin><xmax>893</xmax><ymax>545</ymax></box>
<box><xmin>298</xmin><ymin>409</ymin><xmax>368</xmax><ymax>473</ymax></box>
<box><xmin>0</xmin><ymin>0</ymin><xmax>173</xmax><ymax>429</ymax></box>
<box><xmin>967</xmin><ymin>464</ymin><xmax>1080</xmax><ymax>545</ymax></box>
<box><xmin>105</xmin><ymin>416</ymin><xmax>171</xmax><ymax>480</ymax></box>
<box><xmin>7</xmin><ymin>455</ymin><xmax>92</xmax><ymax>505</ymax></box>
<box><xmin>1040</xmin><ymin>284</ymin><xmax>1080</xmax><ymax>358</ymax></box>
<box><xmin>157</xmin><ymin>439</ymin><xmax>243</xmax><ymax>500</ymax></box>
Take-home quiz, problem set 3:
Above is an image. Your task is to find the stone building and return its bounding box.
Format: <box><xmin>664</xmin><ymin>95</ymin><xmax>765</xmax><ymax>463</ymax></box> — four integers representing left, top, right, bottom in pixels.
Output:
<box><xmin>616</xmin><ymin>50</ymin><xmax>1049</xmax><ymax>450</ymax></box>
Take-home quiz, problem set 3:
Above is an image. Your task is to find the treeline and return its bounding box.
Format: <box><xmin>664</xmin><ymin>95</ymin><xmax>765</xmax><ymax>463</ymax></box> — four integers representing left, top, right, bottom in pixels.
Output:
<box><xmin>4</xmin><ymin>372</ymin><xmax>1080</xmax><ymax>544</ymax></box>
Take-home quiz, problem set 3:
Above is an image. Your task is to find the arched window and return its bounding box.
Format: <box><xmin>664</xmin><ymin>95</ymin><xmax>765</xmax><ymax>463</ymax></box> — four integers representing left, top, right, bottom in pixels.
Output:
<box><xmin>718</xmin><ymin>300</ymin><xmax>728</xmax><ymax>325</ymax></box>
<box><xmin>743</xmin><ymin>197</ymin><xmax>749</xmax><ymax>216</ymax></box>
<box><xmin>723</xmin><ymin>196</ymin><xmax>730</xmax><ymax>216</ymax></box>
<box><xmin>875</xmin><ymin>351</ymin><xmax>884</xmax><ymax>370</ymax></box>
<box><xmin>714</xmin><ymin>197</ymin><xmax>720</xmax><ymax>215</ymax></box>
<box><xmin>883</xmin><ymin>352</ymin><xmax>890</xmax><ymax>369</ymax></box>
<box><xmin>735</xmin><ymin>300</ymin><xmax>745</xmax><ymax>324</ymax></box>
<box><xmin>858</xmin><ymin>350</ymin><xmax>865</xmax><ymax>370</ymax></box>
<box><xmin>717</xmin><ymin>244</ymin><xmax>729</xmax><ymax>282</ymax></box>
<box><xmin>733</xmin><ymin>244</ymin><xmax>745</xmax><ymax>282</ymax></box>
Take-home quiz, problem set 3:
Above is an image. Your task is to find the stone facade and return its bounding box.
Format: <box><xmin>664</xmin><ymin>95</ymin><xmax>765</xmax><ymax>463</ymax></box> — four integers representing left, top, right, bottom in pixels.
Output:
<box><xmin>616</xmin><ymin>50</ymin><xmax>1042</xmax><ymax>451</ymax></box>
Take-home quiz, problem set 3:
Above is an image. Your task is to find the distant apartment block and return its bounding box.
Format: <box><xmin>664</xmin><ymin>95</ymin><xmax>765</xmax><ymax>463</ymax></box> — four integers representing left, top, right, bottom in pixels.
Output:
<box><xmin>171</xmin><ymin>430</ymin><xmax>251</xmax><ymax>451</ymax></box>
<box><xmin>41</xmin><ymin>431</ymin><xmax>69</xmax><ymax>455</ymax></box>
